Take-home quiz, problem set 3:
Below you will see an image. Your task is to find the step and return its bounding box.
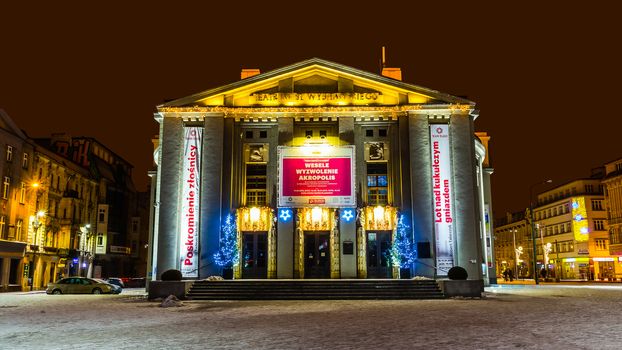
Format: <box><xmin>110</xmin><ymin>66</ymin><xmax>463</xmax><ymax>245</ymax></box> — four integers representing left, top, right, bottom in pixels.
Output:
<box><xmin>186</xmin><ymin>279</ymin><xmax>445</xmax><ymax>300</ymax></box>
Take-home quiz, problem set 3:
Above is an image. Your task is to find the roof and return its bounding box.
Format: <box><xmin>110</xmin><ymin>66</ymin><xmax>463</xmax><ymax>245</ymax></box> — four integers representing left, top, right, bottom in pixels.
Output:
<box><xmin>159</xmin><ymin>58</ymin><xmax>474</xmax><ymax>108</ymax></box>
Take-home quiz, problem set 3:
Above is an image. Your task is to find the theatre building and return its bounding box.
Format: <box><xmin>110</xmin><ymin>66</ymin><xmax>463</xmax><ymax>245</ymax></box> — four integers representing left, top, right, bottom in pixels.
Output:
<box><xmin>149</xmin><ymin>58</ymin><xmax>494</xmax><ymax>284</ymax></box>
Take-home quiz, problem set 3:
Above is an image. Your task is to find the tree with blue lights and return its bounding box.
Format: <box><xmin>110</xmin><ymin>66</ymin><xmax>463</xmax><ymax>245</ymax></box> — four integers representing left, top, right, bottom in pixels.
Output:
<box><xmin>388</xmin><ymin>214</ymin><xmax>417</xmax><ymax>268</ymax></box>
<box><xmin>213</xmin><ymin>214</ymin><xmax>239</xmax><ymax>268</ymax></box>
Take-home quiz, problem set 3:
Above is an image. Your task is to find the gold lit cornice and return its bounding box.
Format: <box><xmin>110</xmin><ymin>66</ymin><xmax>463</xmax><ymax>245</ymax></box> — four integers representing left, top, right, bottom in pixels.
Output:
<box><xmin>299</xmin><ymin>207</ymin><xmax>333</xmax><ymax>231</ymax></box>
<box><xmin>238</xmin><ymin>207</ymin><xmax>272</xmax><ymax>232</ymax></box>
<box><xmin>158</xmin><ymin>104</ymin><xmax>474</xmax><ymax>116</ymax></box>
<box><xmin>364</xmin><ymin>206</ymin><xmax>397</xmax><ymax>231</ymax></box>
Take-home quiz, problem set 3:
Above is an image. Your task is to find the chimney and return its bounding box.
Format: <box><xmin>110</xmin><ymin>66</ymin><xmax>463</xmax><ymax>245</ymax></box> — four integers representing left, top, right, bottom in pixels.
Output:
<box><xmin>380</xmin><ymin>46</ymin><xmax>402</xmax><ymax>81</ymax></box>
<box><xmin>241</xmin><ymin>69</ymin><xmax>261</xmax><ymax>79</ymax></box>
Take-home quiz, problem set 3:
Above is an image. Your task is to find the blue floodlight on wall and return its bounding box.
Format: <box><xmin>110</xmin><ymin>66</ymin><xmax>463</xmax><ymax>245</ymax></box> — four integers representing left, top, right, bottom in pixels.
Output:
<box><xmin>341</xmin><ymin>209</ymin><xmax>355</xmax><ymax>222</ymax></box>
<box><xmin>575</xmin><ymin>214</ymin><xmax>583</xmax><ymax>222</ymax></box>
<box><xmin>279</xmin><ymin>208</ymin><xmax>292</xmax><ymax>222</ymax></box>
<box><xmin>572</xmin><ymin>201</ymin><xmax>579</xmax><ymax>209</ymax></box>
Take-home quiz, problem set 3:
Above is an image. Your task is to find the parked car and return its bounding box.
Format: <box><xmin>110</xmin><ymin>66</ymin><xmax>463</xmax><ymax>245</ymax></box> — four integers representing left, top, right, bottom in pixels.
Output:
<box><xmin>46</xmin><ymin>277</ymin><xmax>116</xmax><ymax>295</ymax></box>
<box><xmin>105</xmin><ymin>277</ymin><xmax>125</xmax><ymax>288</ymax></box>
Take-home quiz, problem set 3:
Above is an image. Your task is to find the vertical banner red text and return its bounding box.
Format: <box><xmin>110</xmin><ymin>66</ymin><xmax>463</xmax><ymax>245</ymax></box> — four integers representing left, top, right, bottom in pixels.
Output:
<box><xmin>430</xmin><ymin>124</ymin><xmax>454</xmax><ymax>275</ymax></box>
<box><xmin>180</xmin><ymin>127</ymin><xmax>202</xmax><ymax>277</ymax></box>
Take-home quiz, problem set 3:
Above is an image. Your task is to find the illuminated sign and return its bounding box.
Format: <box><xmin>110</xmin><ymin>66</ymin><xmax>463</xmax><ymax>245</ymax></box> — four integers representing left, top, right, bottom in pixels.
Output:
<box><xmin>571</xmin><ymin>197</ymin><xmax>589</xmax><ymax>242</ymax></box>
<box><xmin>278</xmin><ymin>146</ymin><xmax>355</xmax><ymax>207</ymax></box>
<box><xmin>430</xmin><ymin>124</ymin><xmax>455</xmax><ymax>275</ymax></box>
<box><xmin>279</xmin><ymin>208</ymin><xmax>292</xmax><ymax>222</ymax></box>
<box><xmin>250</xmin><ymin>92</ymin><xmax>382</xmax><ymax>106</ymax></box>
<box><xmin>180</xmin><ymin>127</ymin><xmax>202</xmax><ymax>277</ymax></box>
<box><xmin>341</xmin><ymin>209</ymin><xmax>355</xmax><ymax>222</ymax></box>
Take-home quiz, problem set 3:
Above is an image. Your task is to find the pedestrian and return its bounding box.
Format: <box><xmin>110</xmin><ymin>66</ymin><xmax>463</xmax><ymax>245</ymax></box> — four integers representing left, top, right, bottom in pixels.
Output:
<box><xmin>540</xmin><ymin>268</ymin><xmax>547</xmax><ymax>280</ymax></box>
<box><xmin>503</xmin><ymin>269</ymin><xmax>509</xmax><ymax>282</ymax></box>
<box><xmin>508</xmin><ymin>269</ymin><xmax>514</xmax><ymax>282</ymax></box>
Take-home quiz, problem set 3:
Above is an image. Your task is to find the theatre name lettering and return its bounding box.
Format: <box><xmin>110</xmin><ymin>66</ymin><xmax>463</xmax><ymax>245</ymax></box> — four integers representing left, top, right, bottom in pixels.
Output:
<box><xmin>251</xmin><ymin>92</ymin><xmax>382</xmax><ymax>105</ymax></box>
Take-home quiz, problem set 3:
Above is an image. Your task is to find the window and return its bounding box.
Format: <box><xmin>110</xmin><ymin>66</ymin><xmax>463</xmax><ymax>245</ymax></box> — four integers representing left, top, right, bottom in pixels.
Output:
<box><xmin>2</xmin><ymin>177</ymin><xmax>10</xmax><ymax>199</ymax></box>
<box><xmin>245</xmin><ymin>131</ymin><xmax>253</xmax><ymax>139</ymax></box>
<box><xmin>19</xmin><ymin>182</ymin><xmax>26</xmax><ymax>203</ymax></box>
<box><xmin>0</xmin><ymin>216</ymin><xmax>5</xmax><ymax>239</ymax></box>
<box><xmin>594</xmin><ymin>219</ymin><xmax>605</xmax><ymax>231</ymax></box>
<box><xmin>245</xmin><ymin>164</ymin><xmax>267</xmax><ymax>206</ymax></box>
<box><xmin>259</xmin><ymin>130</ymin><xmax>267</xmax><ymax>139</ymax></box>
<box><xmin>15</xmin><ymin>219</ymin><xmax>22</xmax><ymax>240</ymax></box>
<box><xmin>617</xmin><ymin>163</ymin><xmax>622</xmax><ymax>172</ymax></box>
<box><xmin>365</xmin><ymin>129</ymin><xmax>373</xmax><ymax>137</ymax></box>
<box><xmin>595</xmin><ymin>239</ymin><xmax>607</xmax><ymax>250</ymax></box>
<box><xmin>585</xmin><ymin>184</ymin><xmax>593</xmax><ymax>193</ymax></box>
<box><xmin>592</xmin><ymin>200</ymin><xmax>603</xmax><ymax>211</ymax></box>
<box><xmin>367</xmin><ymin>162</ymin><xmax>388</xmax><ymax>205</ymax></box>
<box><xmin>22</xmin><ymin>153</ymin><xmax>28</xmax><ymax>168</ymax></box>
<box><xmin>132</xmin><ymin>218</ymin><xmax>139</xmax><ymax>234</ymax></box>
<box><xmin>97</xmin><ymin>233</ymin><xmax>104</xmax><ymax>246</ymax></box>
<box><xmin>319</xmin><ymin>130</ymin><xmax>327</xmax><ymax>139</ymax></box>
<box><xmin>6</xmin><ymin>145</ymin><xmax>12</xmax><ymax>161</ymax></box>
<box><xmin>98</xmin><ymin>208</ymin><xmax>106</xmax><ymax>222</ymax></box>
<box><xmin>378</xmin><ymin>129</ymin><xmax>387</xmax><ymax>137</ymax></box>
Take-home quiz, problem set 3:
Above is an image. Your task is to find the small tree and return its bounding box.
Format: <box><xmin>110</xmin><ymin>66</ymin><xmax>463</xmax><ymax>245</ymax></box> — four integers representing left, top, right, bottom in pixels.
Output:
<box><xmin>213</xmin><ymin>214</ymin><xmax>239</xmax><ymax>268</ymax></box>
<box><xmin>388</xmin><ymin>214</ymin><xmax>417</xmax><ymax>268</ymax></box>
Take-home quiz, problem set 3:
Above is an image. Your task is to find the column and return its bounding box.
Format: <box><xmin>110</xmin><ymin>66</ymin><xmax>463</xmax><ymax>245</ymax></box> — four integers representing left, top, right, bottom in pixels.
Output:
<box><xmin>155</xmin><ymin>116</ymin><xmax>183</xmax><ymax>279</ymax></box>
<box><xmin>408</xmin><ymin>113</ymin><xmax>435</xmax><ymax>278</ymax></box>
<box><xmin>450</xmin><ymin>114</ymin><xmax>484</xmax><ymax>281</ymax></box>
<box><xmin>277</xmin><ymin>208</ymin><xmax>294</xmax><ymax>278</ymax></box>
<box><xmin>339</xmin><ymin>209</ymin><xmax>357</xmax><ymax>278</ymax></box>
<box><xmin>200</xmin><ymin>115</ymin><xmax>224</xmax><ymax>278</ymax></box>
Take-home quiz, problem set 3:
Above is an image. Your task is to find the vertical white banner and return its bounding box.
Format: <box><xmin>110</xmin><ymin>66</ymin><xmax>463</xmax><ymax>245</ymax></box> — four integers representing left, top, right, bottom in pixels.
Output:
<box><xmin>180</xmin><ymin>127</ymin><xmax>202</xmax><ymax>277</ymax></box>
<box><xmin>430</xmin><ymin>124</ymin><xmax>454</xmax><ymax>275</ymax></box>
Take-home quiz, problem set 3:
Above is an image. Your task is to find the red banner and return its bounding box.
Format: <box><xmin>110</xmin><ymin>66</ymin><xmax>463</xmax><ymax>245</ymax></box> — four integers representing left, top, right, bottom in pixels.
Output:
<box><xmin>278</xmin><ymin>146</ymin><xmax>355</xmax><ymax>207</ymax></box>
<box><xmin>282</xmin><ymin>158</ymin><xmax>351</xmax><ymax>197</ymax></box>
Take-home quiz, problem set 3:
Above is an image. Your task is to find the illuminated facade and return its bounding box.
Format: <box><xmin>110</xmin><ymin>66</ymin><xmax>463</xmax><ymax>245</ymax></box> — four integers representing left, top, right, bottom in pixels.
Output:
<box><xmin>603</xmin><ymin>158</ymin><xmax>622</xmax><ymax>278</ymax></box>
<box><xmin>495</xmin><ymin>178</ymin><xmax>614</xmax><ymax>281</ymax></box>
<box><xmin>0</xmin><ymin>109</ymin><xmax>146</xmax><ymax>291</ymax></box>
<box><xmin>149</xmin><ymin>58</ymin><xmax>493</xmax><ymax>284</ymax></box>
<box><xmin>494</xmin><ymin>213</ymin><xmax>531</xmax><ymax>279</ymax></box>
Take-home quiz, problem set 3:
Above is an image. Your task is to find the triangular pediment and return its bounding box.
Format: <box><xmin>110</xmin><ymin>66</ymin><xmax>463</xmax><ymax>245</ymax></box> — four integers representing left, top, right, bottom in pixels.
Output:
<box><xmin>159</xmin><ymin>58</ymin><xmax>472</xmax><ymax>108</ymax></box>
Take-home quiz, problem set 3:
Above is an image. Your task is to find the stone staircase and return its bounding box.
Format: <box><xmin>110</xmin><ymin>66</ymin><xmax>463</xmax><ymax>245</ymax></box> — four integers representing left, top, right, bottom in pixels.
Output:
<box><xmin>186</xmin><ymin>279</ymin><xmax>445</xmax><ymax>300</ymax></box>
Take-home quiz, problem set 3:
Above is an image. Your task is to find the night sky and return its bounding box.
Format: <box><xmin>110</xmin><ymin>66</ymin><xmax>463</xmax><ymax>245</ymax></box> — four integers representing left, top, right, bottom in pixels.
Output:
<box><xmin>1</xmin><ymin>3</ymin><xmax>620</xmax><ymax>219</ymax></box>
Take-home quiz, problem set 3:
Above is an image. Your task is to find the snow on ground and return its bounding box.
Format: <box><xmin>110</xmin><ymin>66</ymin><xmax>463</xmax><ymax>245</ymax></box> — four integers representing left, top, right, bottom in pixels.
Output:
<box><xmin>1</xmin><ymin>284</ymin><xmax>622</xmax><ymax>350</ymax></box>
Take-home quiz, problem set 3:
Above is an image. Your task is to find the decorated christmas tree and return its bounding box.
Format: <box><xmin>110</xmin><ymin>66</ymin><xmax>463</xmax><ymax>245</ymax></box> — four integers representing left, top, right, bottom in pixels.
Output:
<box><xmin>388</xmin><ymin>214</ymin><xmax>417</xmax><ymax>268</ymax></box>
<box><xmin>213</xmin><ymin>214</ymin><xmax>239</xmax><ymax>268</ymax></box>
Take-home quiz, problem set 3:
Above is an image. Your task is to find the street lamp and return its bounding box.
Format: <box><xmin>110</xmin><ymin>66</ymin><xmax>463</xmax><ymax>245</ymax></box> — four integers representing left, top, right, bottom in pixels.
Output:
<box><xmin>79</xmin><ymin>224</ymin><xmax>93</xmax><ymax>277</ymax></box>
<box><xmin>512</xmin><ymin>229</ymin><xmax>519</xmax><ymax>277</ymax></box>
<box><xmin>30</xmin><ymin>210</ymin><xmax>45</xmax><ymax>290</ymax></box>
<box><xmin>529</xmin><ymin>179</ymin><xmax>552</xmax><ymax>285</ymax></box>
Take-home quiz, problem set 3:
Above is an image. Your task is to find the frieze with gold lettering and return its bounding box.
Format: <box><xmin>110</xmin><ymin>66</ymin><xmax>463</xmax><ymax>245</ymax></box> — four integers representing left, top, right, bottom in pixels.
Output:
<box><xmin>250</xmin><ymin>92</ymin><xmax>383</xmax><ymax>106</ymax></box>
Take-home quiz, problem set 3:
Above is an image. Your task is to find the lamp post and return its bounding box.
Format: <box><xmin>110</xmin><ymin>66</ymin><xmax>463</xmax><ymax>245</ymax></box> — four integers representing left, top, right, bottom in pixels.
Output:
<box><xmin>30</xmin><ymin>210</ymin><xmax>45</xmax><ymax>290</ymax></box>
<box><xmin>529</xmin><ymin>179</ymin><xmax>552</xmax><ymax>285</ymax></box>
<box><xmin>79</xmin><ymin>224</ymin><xmax>92</xmax><ymax>277</ymax></box>
<box><xmin>512</xmin><ymin>229</ymin><xmax>519</xmax><ymax>278</ymax></box>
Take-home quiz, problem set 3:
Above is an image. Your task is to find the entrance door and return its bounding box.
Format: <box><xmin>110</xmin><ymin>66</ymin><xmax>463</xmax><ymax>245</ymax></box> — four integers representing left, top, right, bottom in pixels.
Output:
<box><xmin>242</xmin><ymin>232</ymin><xmax>267</xmax><ymax>279</ymax></box>
<box><xmin>305</xmin><ymin>232</ymin><xmax>330</xmax><ymax>278</ymax></box>
<box><xmin>367</xmin><ymin>231</ymin><xmax>392</xmax><ymax>278</ymax></box>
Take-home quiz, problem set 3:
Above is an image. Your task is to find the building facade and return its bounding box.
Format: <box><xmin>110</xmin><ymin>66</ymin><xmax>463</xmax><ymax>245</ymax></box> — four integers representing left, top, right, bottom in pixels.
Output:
<box><xmin>149</xmin><ymin>58</ymin><xmax>493</xmax><ymax>283</ymax></box>
<box><xmin>0</xmin><ymin>109</ymin><xmax>146</xmax><ymax>291</ymax></box>
<box><xmin>603</xmin><ymin>158</ymin><xmax>622</xmax><ymax>278</ymax></box>
<box><xmin>494</xmin><ymin>212</ymin><xmax>531</xmax><ymax>279</ymax></box>
<box><xmin>494</xmin><ymin>177</ymin><xmax>615</xmax><ymax>281</ymax></box>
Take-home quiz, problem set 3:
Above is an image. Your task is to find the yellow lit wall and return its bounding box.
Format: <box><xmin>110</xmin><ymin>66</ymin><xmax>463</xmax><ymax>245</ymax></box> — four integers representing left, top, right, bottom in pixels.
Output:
<box><xmin>571</xmin><ymin>197</ymin><xmax>589</xmax><ymax>242</ymax></box>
